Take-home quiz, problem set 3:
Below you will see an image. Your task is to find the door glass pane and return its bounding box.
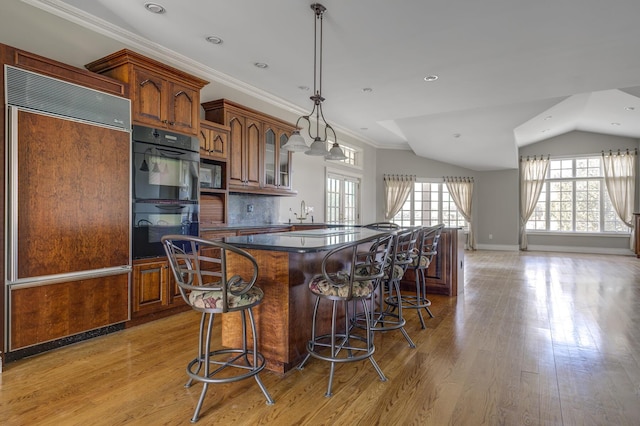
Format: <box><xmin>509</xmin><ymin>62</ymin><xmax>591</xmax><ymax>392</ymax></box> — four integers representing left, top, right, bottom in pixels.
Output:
<box><xmin>264</xmin><ymin>128</ymin><xmax>275</xmax><ymax>185</ymax></box>
<box><xmin>279</xmin><ymin>133</ymin><xmax>289</xmax><ymax>187</ymax></box>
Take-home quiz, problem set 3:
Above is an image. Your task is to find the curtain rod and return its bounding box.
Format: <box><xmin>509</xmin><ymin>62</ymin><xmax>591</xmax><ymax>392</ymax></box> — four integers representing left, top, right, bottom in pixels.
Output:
<box><xmin>601</xmin><ymin>148</ymin><xmax>637</xmax><ymax>156</ymax></box>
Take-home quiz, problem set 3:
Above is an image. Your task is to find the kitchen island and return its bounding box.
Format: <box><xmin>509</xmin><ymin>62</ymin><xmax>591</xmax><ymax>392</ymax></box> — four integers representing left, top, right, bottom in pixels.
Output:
<box><xmin>221</xmin><ymin>226</ymin><xmax>464</xmax><ymax>373</ymax></box>
<box><xmin>222</xmin><ymin>227</ymin><xmax>388</xmax><ymax>373</ymax></box>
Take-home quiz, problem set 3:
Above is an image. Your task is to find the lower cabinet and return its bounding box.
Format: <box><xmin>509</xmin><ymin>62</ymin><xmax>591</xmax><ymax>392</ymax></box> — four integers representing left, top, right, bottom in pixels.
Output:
<box><xmin>400</xmin><ymin>227</ymin><xmax>465</xmax><ymax>297</ymax></box>
<box><xmin>9</xmin><ymin>274</ymin><xmax>129</xmax><ymax>351</ymax></box>
<box><xmin>132</xmin><ymin>258</ymin><xmax>186</xmax><ymax>319</ymax></box>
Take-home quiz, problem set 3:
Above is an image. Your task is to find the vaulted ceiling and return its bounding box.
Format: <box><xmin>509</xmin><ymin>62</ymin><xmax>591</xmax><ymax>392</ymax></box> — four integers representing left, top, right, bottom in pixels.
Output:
<box><xmin>5</xmin><ymin>0</ymin><xmax>640</xmax><ymax>170</ymax></box>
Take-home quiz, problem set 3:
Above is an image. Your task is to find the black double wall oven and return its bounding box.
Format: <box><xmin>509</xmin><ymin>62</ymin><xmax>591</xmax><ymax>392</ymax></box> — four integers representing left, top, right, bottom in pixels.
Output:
<box><xmin>132</xmin><ymin>125</ymin><xmax>199</xmax><ymax>258</ymax></box>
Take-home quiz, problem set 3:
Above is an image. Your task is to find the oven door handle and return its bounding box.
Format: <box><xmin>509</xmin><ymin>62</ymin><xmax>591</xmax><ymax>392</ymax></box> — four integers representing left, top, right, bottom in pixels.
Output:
<box><xmin>154</xmin><ymin>204</ymin><xmax>187</xmax><ymax>210</ymax></box>
<box><xmin>155</xmin><ymin>147</ymin><xmax>187</xmax><ymax>158</ymax></box>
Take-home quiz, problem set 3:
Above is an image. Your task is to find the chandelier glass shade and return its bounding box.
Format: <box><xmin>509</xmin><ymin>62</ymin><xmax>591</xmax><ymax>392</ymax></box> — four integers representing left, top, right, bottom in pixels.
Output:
<box><xmin>281</xmin><ymin>3</ymin><xmax>347</xmax><ymax>161</ymax></box>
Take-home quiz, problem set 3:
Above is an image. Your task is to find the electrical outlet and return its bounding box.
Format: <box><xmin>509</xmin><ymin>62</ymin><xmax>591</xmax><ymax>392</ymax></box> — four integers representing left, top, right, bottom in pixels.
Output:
<box><xmin>489</xmin><ymin>234</ymin><xmax>493</xmax><ymax>240</ymax></box>
<box><xmin>247</xmin><ymin>204</ymin><xmax>254</xmax><ymax>213</ymax></box>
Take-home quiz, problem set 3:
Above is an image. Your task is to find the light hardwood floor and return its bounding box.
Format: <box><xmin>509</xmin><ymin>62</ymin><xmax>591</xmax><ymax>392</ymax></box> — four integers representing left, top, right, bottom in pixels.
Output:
<box><xmin>2</xmin><ymin>250</ymin><xmax>640</xmax><ymax>425</ymax></box>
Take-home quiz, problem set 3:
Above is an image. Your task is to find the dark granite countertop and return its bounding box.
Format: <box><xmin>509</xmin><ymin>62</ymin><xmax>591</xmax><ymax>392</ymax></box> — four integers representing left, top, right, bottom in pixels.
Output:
<box><xmin>199</xmin><ymin>223</ymin><xmax>347</xmax><ymax>232</ymax></box>
<box><xmin>223</xmin><ymin>227</ymin><xmax>391</xmax><ymax>253</ymax></box>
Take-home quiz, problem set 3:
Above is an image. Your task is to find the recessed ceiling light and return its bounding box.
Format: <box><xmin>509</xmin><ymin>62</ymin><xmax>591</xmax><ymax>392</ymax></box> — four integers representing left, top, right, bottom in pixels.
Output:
<box><xmin>205</xmin><ymin>36</ymin><xmax>223</xmax><ymax>45</ymax></box>
<box><xmin>298</xmin><ymin>85</ymin><xmax>310</xmax><ymax>91</ymax></box>
<box><xmin>144</xmin><ymin>2</ymin><xmax>166</xmax><ymax>14</ymax></box>
<box><xmin>544</xmin><ymin>115</ymin><xmax>553</xmax><ymax>120</ymax></box>
<box><xmin>611</xmin><ymin>122</ymin><xmax>621</xmax><ymax>126</ymax></box>
<box><xmin>423</xmin><ymin>75</ymin><xmax>438</xmax><ymax>82</ymax></box>
<box><xmin>254</xmin><ymin>62</ymin><xmax>268</xmax><ymax>69</ymax></box>
<box><xmin>362</xmin><ymin>87</ymin><xmax>373</xmax><ymax>93</ymax></box>
<box><xmin>453</xmin><ymin>133</ymin><xmax>461</xmax><ymax>138</ymax></box>
<box><xmin>624</xmin><ymin>106</ymin><xmax>635</xmax><ymax>111</ymax></box>
<box><xmin>360</xmin><ymin>127</ymin><xmax>368</xmax><ymax>131</ymax></box>
<box><xmin>541</xmin><ymin>129</ymin><xmax>550</xmax><ymax>133</ymax></box>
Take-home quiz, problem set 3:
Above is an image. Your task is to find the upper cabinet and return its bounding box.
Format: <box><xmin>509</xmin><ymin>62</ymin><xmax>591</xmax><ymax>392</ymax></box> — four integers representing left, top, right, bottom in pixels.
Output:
<box><xmin>202</xmin><ymin>99</ymin><xmax>296</xmax><ymax>195</ymax></box>
<box><xmin>263</xmin><ymin>121</ymin><xmax>292</xmax><ymax>191</ymax></box>
<box><xmin>199</xmin><ymin>120</ymin><xmax>229</xmax><ymax>161</ymax></box>
<box><xmin>227</xmin><ymin>110</ymin><xmax>262</xmax><ymax>189</ymax></box>
<box><xmin>86</xmin><ymin>49</ymin><xmax>208</xmax><ymax>136</ymax></box>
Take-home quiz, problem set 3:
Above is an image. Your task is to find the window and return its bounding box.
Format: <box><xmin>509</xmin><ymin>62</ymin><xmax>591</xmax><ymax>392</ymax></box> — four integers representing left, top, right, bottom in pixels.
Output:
<box><xmin>326</xmin><ymin>141</ymin><xmax>360</xmax><ymax>167</ymax></box>
<box><xmin>392</xmin><ymin>181</ymin><xmax>466</xmax><ymax>228</ymax></box>
<box><xmin>326</xmin><ymin>171</ymin><xmax>360</xmax><ymax>224</ymax></box>
<box><xmin>526</xmin><ymin>156</ymin><xmax>629</xmax><ymax>233</ymax></box>
<box><xmin>339</xmin><ymin>145</ymin><xmax>358</xmax><ymax>166</ymax></box>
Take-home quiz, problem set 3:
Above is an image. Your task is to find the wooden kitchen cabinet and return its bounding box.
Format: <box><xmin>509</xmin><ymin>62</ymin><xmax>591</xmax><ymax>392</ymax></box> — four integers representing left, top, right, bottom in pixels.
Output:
<box><xmin>263</xmin><ymin>122</ymin><xmax>292</xmax><ymax>191</ymax></box>
<box><xmin>199</xmin><ymin>120</ymin><xmax>229</xmax><ymax>160</ymax></box>
<box><xmin>86</xmin><ymin>49</ymin><xmax>208</xmax><ymax>136</ymax></box>
<box><xmin>400</xmin><ymin>228</ymin><xmax>465</xmax><ymax>296</ymax></box>
<box><xmin>226</xmin><ymin>111</ymin><xmax>262</xmax><ymax>189</ymax></box>
<box><xmin>132</xmin><ymin>257</ymin><xmax>185</xmax><ymax>318</ymax></box>
<box><xmin>201</xmin><ymin>99</ymin><xmax>296</xmax><ymax>195</ymax></box>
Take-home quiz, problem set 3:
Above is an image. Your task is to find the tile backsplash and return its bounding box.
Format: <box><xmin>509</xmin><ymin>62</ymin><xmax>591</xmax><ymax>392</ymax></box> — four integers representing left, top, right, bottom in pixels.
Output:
<box><xmin>228</xmin><ymin>194</ymin><xmax>280</xmax><ymax>225</ymax></box>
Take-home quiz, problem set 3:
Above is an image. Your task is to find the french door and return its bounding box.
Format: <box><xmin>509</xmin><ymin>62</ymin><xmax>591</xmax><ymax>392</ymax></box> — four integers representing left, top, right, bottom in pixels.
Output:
<box><xmin>326</xmin><ymin>171</ymin><xmax>360</xmax><ymax>224</ymax></box>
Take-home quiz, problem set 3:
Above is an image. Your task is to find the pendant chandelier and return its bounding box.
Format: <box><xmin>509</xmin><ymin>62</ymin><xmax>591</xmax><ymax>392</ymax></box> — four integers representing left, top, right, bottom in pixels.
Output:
<box><xmin>282</xmin><ymin>3</ymin><xmax>347</xmax><ymax>161</ymax></box>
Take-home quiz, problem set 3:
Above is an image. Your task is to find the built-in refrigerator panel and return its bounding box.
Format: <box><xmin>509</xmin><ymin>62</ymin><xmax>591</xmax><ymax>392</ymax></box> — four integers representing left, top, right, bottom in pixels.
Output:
<box><xmin>4</xmin><ymin>66</ymin><xmax>132</xmax><ymax>352</ymax></box>
<box><xmin>7</xmin><ymin>109</ymin><xmax>131</xmax><ymax>282</ymax></box>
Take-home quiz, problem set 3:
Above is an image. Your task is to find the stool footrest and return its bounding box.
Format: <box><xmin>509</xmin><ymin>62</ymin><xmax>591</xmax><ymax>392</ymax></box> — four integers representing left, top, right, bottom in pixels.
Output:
<box><xmin>187</xmin><ymin>348</ymin><xmax>267</xmax><ymax>384</ymax></box>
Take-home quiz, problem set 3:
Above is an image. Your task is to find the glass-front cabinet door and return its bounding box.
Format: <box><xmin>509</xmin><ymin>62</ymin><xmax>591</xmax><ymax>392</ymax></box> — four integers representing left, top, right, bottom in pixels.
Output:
<box><xmin>278</xmin><ymin>132</ymin><xmax>290</xmax><ymax>189</ymax></box>
<box><xmin>263</xmin><ymin>124</ymin><xmax>292</xmax><ymax>190</ymax></box>
<box><xmin>264</xmin><ymin>128</ymin><xmax>276</xmax><ymax>187</ymax></box>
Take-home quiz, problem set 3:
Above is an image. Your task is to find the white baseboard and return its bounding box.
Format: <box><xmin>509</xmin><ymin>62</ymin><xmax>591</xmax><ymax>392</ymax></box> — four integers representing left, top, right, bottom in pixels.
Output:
<box><xmin>476</xmin><ymin>244</ymin><xmax>519</xmax><ymax>251</ymax></box>
<box><xmin>526</xmin><ymin>245</ymin><xmax>634</xmax><ymax>256</ymax></box>
<box><xmin>474</xmin><ymin>243</ymin><xmax>634</xmax><ymax>256</ymax></box>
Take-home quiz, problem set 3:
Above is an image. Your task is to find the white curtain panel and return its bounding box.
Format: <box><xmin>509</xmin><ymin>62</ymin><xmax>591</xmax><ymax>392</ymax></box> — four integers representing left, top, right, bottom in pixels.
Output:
<box><xmin>444</xmin><ymin>177</ymin><xmax>475</xmax><ymax>250</ymax></box>
<box><xmin>383</xmin><ymin>174</ymin><xmax>415</xmax><ymax>220</ymax></box>
<box><xmin>519</xmin><ymin>156</ymin><xmax>549</xmax><ymax>250</ymax></box>
<box><xmin>602</xmin><ymin>150</ymin><xmax>637</xmax><ymax>250</ymax></box>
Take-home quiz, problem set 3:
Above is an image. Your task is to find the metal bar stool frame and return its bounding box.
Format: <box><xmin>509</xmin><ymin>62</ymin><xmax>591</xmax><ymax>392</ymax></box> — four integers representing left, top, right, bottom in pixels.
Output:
<box><xmin>162</xmin><ymin>235</ymin><xmax>274</xmax><ymax>423</ymax></box>
<box><xmin>297</xmin><ymin>232</ymin><xmax>393</xmax><ymax>397</ymax></box>
<box><xmin>386</xmin><ymin>224</ymin><xmax>444</xmax><ymax>329</ymax></box>
<box><xmin>353</xmin><ymin>226</ymin><xmax>419</xmax><ymax>348</ymax></box>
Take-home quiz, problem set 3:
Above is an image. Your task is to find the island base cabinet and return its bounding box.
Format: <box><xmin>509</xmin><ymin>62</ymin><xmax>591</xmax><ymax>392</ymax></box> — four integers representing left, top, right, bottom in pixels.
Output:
<box><xmin>400</xmin><ymin>228</ymin><xmax>465</xmax><ymax>297</ymax></box>
<box><xmin>221</xmin><ymin>249</ymin><xmax>347</xmax><ymax>374</ymax></box>
<box><xmin>8</xmin><ymin>274</ymin><xmax>129</xmax><ymax>351</ymax></box>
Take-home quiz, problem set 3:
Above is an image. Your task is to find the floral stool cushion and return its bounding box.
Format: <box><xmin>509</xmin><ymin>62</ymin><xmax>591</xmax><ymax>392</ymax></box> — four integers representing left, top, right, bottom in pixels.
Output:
<box><xmin>412</xmin><ymin>255</ymin><xmax>430</xmax><ymax>268</ymax></box>
<box><xmin>308</xmin><ymin>272</ymin><xmax>374</xmax><ymax>299</ymax></box>
<box><xmin>384</xmin><ymin>264</ymin><xmax>405</xmax><ymax>281</ymax></box>
<box><xmin>189</xmin><ymin>283</ymin><xmax>264</xmax><ymax>311</ymax></box>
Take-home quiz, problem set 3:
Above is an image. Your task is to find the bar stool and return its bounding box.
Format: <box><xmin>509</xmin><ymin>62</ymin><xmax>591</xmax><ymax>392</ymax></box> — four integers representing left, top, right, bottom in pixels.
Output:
<box><xmin>387</xmin><ymin>224</ymin><xmax>443</xmax><ymax>329</ymax></box>
<box><xmin>353</xmin><ymin>226</ymin><xmax>419</xmax><ymax>348</ymax></box>
<box><xmin>297</xmin><ymin>232</ymin><xmax>393</xmax><ymax>397</ymax></box>
<box><xmin>161</xmin><ymin>235</ymin><xmax>274</xmax><ymax>423</ymax></box>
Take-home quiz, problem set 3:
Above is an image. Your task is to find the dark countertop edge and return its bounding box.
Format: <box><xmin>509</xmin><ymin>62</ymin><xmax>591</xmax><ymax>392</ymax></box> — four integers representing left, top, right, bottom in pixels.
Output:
<box><xmin>223</xmin><ymin>228</ymin><xmax>392</xmax><ymax>253</ymax></box>
<box><xmin>200</xmin><ymin>223</ymin><xmax>350</xmax><ymax>232</ymax></box>
<box><xmin>218</xmin><ymin>242</ymin><xmax>324</xmax><ymax>254</ymax></box>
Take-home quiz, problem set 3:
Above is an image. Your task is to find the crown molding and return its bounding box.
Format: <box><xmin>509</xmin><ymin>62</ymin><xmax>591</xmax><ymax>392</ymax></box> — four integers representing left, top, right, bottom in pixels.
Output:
<box><xmin>24</xmin><ymin>0</ymin><xmax>379</xmax><ymax>148</ymax></box>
